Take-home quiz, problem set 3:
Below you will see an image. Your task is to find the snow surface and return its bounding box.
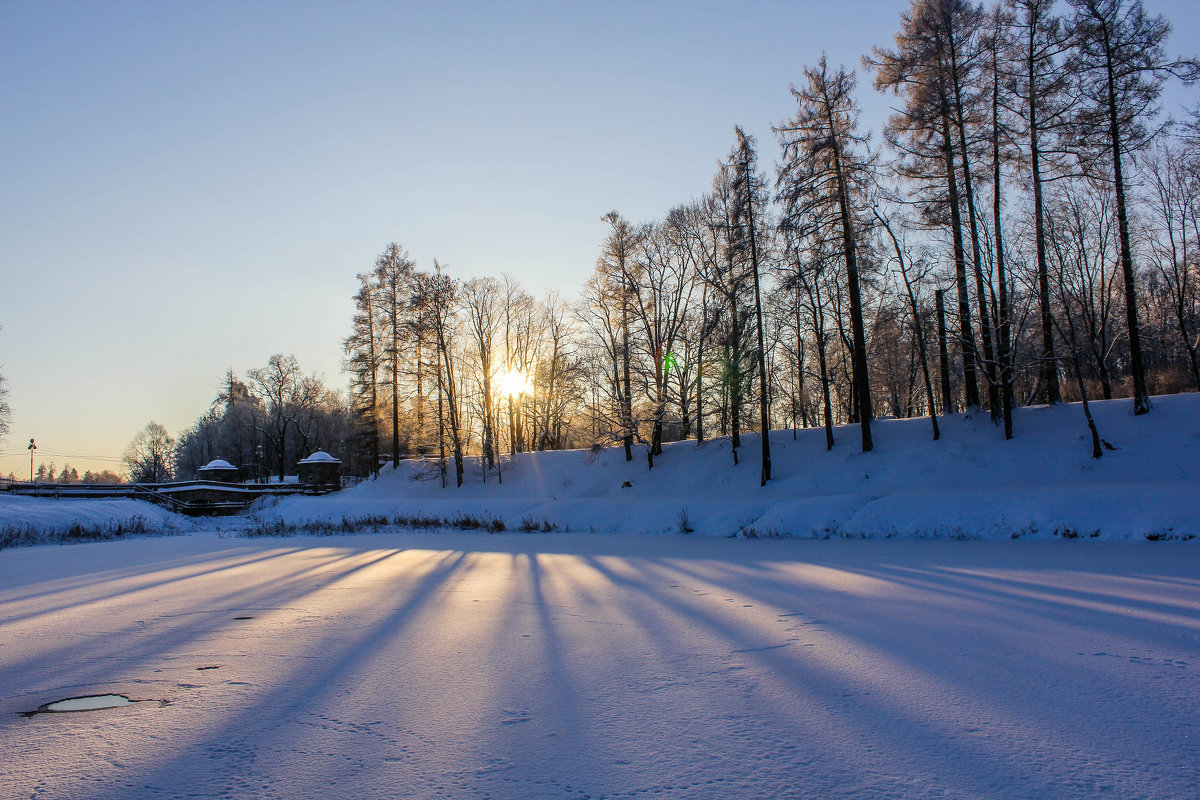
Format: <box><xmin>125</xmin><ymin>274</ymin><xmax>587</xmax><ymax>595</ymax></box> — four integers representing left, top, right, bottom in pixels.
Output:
<box><xmin>0</xmin><ymin>494</ymin><xmax>187</xmax><ymax>532</ymax></box>
<box><xmin>263</xmin><ymin>394</ymin><xmax>1200</xmax><ymax>540</ymax></box>
<box><xmin>1</xmin><ymin>396</ymin><xmax>1198</xmax><ymax>798</ymax></box>
<box><xmin>0</xmin><ymin>532</ymin><xmax>1197</xmax><ymax>799</ymax></box>
<box><xmin>3</xmin><ymin>395</ymin><xmax>1196</xmax><ymax>542</ymax></box>
<box><xmin>200</xmin><ymin>459</ymin><xmax>238</xmax><ymax>471</ymax></box>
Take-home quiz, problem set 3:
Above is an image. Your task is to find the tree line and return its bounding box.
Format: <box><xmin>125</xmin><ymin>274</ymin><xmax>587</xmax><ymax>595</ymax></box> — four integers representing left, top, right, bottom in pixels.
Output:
<box><xmin>68</xmin><ymin>0</ymin><xmax>1194</xmax><ymax>486</ymax></box>
<box><xmin>7</xmin><ymin>464</ymin><xmax>125</xmax><ymax>484</ymax></box>
<box><xmin>114</xmin><ymin>358</ymin><xmax>353</xmax><ymax>484</ymax></box>
<box><xmin>342</xmin><ymin>0</ymin><xmax>1199</xmax><ymax>485</ymax></box>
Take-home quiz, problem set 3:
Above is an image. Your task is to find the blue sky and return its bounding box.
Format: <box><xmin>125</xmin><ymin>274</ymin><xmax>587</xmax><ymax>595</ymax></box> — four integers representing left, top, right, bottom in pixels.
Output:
<box><xmin>1</xmin><ymin>0</ymin><xmax>1197</xmax><ymax>477</ymax></box>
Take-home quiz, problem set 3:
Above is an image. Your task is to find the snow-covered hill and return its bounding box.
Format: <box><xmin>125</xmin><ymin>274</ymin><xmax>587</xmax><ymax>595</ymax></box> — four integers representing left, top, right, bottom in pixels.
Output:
<box><xmin>0</xmin><ymin>496</ymin><xmax>190</xmax><ymax>544</ymax></box>
<box><xmin>266</xmin><ymin>393</ymin><xmax>1200</xmax><ymax>540</ymax></box>
<box><xmin>3</xmin><ymin>394</ymin><xmax>1195</xmax><ymax>541</ymax></box>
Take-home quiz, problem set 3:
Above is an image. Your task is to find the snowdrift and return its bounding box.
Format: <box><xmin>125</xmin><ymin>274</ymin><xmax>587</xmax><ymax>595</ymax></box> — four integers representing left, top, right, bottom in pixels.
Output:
<box><xmin>0</xmin><ymin>495</ymin><xmax>191</xmax><ymax>547</ymax></box>
<box><xmin>263</xmin><ymin>393</ymin><xmax>1200</xmax><ymax>540</ymax></box>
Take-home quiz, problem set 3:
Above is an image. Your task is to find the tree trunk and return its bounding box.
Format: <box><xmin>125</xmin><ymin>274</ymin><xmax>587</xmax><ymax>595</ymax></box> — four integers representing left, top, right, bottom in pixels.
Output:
<box><xmin>1103</xmin><ymin>25</ymin><xmax>1150</xmax><ymax>415</ymax></box>
<box><xmin>817</xmin><ymin>334</ymin><xmax>835</xmax><ymax>451</ymax></box>
<box><xmin>1030</xmin><ymin>66</ymin><xmax>1061</xmax><ymax>405</ymax></box>
<box><xmin>941</xmin><ymin>111</ymin><xmax>981</xmax><ymax>409</ymax></box>
<box><xmin>993</xmin><ymin>47</ymin><xmax>1015</xmax><ymax>439</ymax></box>
<box><xmin>748</xmin><ymin>187</ymin><xmax>772</xmax><ymax>483</ymax></box>
<box><xmin>697</xmin><ymin>295</ymin><xmax>707</xmax><ymax>444</ymax></box>
<box><xmin>621</xmin><ymin>276</ymin><xmax>633</xmax><ymax>462</ymax></box>
<box><xmin>948</xmin><ymin>36</ymin><xmax>1001</xmax><ymax>417</ymax></box>
<box><xmin>935</xmin><ymin>289</ymin><xmax>954</xmax><ymax>415</ymax></box>
<box><xmin>877</xmin><ymin>210</ymin><xmax>939</xmax><ymax>441</ymax></box>
<box><xmin>392</xmin><ymin>311</ymin><xmax>401</xmax><ymax>467</ymax></box>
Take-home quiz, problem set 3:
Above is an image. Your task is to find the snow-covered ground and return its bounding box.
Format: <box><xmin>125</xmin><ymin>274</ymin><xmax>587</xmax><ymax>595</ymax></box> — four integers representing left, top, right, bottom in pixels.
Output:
<box><xmin>3</xmin><ymin>395</ymin><xmax>1197</xmax><ymax>542</ymax></box>
<box><xmin>1</xmin><ymin>531</ymin><xmax>1197</xmax><ymax>799</ymax></box>
<box><xmin>1</xmin><ymin>396</ymin><xmax>1197</xmax><ymax>798</ymax></box>
<box><xmin>0</xmin><ymin>494</ymin><xmax>187</xmax><ymax>534</ymax></box>
<box><xmin>264</xmin><ymin>393</ymin><xmax>1200</xmax><ymax>540</ymax></box>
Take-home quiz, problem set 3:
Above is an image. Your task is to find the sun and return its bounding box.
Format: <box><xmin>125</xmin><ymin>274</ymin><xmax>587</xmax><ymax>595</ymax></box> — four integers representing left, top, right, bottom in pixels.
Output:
<box><xmin>498</xmin><ymin>367</ymin><xmax>533</xmax><ymax>398</ymax></box>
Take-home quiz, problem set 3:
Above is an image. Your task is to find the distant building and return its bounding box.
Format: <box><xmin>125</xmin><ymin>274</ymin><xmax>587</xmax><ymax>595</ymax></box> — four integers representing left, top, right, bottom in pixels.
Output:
<box><xmin>197</xmin><ymin>459</ymin><xmax>240</xmax><ymax>483</ymax></box>
<box><xmin>298</xmin><ymin>451</ymin><xmax>342</xmax><ymax>490</ymax></box>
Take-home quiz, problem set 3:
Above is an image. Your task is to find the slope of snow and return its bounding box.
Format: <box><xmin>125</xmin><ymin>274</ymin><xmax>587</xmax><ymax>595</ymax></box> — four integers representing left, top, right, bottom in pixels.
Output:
<box><xmin>0</xmin><ymin>532</ymin><xmax>1196</xmax><ymax>799</ymax></box>
<box><xmin>3</xmin><ymin>398</ymin><xmax>1197</xmax><ymax>799</ymax></box>
<box><xmin>2</xmin><ymin>394</ymin><xmax>1196</xmax><ymax>542</ymax></box>
<box><xmin>266</xmin><ymin>394</ymin><xmax>1200</xmax><ymax>539</ymax></box>
<box><xmin>0</xmin><ymin>494</ymin><xmax>189</xmax><ymax>534</ymax></box>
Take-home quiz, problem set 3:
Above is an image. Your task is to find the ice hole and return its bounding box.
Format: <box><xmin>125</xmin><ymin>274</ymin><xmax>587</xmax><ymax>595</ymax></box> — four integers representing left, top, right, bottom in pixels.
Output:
<box><xmin>43</xmin><ymin>694</ymin><xmax>134</xmax><ymax>712</ymax></box>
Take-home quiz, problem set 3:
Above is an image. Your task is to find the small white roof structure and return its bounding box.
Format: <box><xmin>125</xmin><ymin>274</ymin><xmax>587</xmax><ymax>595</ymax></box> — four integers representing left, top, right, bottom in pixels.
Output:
<box><xmin>298</xmin><ymin>451</ymin><xmax>341</xmax><ymax>464</ymax></box>
<box><xmin>199</xmin><ymin>459</ymin><xmax>237</xmax><ymax>471</ymax></box>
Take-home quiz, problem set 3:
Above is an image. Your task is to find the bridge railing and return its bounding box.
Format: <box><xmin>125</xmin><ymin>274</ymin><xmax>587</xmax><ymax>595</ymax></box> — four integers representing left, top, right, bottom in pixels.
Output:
<box><xmin>3</xmin><ymin>479</ymin><xmax>323</xmax><ymax>515</ymax></box>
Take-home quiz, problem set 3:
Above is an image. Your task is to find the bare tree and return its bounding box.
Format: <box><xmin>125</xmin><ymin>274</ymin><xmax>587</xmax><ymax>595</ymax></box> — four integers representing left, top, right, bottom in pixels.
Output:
<box><xmin>420</xmin><ymin>263</ymin><xmax>465</xmax><ymax>487</ymax></box>
<box><xmin>1045</xmin><ymin>178</ymin><xmax>1123</xmax><ymax>399</ymax></box>
<box><xmin>123</xmin><ymin>421</ymin><xmax>175</xmax><ymax>483</ymax></box>
<box><xmin>1145</xmin><ymin>143</ymin><xmax>1200</xmax><ymax>390</ymax></box>
<box><xmin>875</xmin><ymin>206</ymin><xmax>941</xmax><ymax>439</ymax></box>
<box><xmin>373</xmin><ymin>243</ymin><xmax>417</xmax><ymax>464</ymax></box>
<box><xmin>1067</xmin><ymin>0</ymin><xmax>1200</xmax><ymax>414</ymax></box>
<box><xmin>598</xmin><ymin>212</ymin><xmax>642</xmax><ymax>462</ymax></box>
<box><xmin>0</xmin><ymin>327</ymin><xmax>10</xmax><ymax>444</ymax></box>
<box><xmin>984</xmin><ymin>4</ymin><xmax>1019</xmax><ymax>436</ymax></box>
<box><xmin>1009</xmin><ymin>0</ymin><xmax>1075</xmax><ymax>404</ymax></box>
<box><xmin>248</xmin><ymin>353</ymin><xmax>326</xmax><ymax>480</ymax></box>
<box><xmin>462</xmin><ymin>277</ymin><xmax>502</xmax><ymax>474</ymax></box>
<box><xmin>698</xmin><ymin>167</ymin><xmax>758</xmax><ymax>463</ymax></box>
<box><xmin>535</xmin><ymin>291</ymin><xmax>578</xmax><ymax>451</ymax></box>
<box><xmin>868</xmin><ymin>0</ymin><xmax>984</xmax><ymax>411</ymax></box>
<box><xmin>501</xmin><ymin>274</ymin><xmax>538</xmax><ymax>455</ymax></box>
<box><xmin>344</xmin><ymin>271</ymin><xmax>382</xmax><ymax>476</ymax></box>
<box><xmin>781</xmin><ymin>222</ymin><xmax>841</xmax><ymax>451</ymax></box>
<box><xmin>728</xmin><ymin>127</ymin><xmax>774</xmax><ymax>482</ymax></box>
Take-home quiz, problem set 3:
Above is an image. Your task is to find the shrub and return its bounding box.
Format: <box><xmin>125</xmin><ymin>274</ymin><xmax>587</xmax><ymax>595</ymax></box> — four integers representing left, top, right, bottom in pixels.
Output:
<box><xmin>0</xmin><ymin>515</ymin><xmax>159</xmax><ymax>550</ymax></box>
<box><xmin>242</xmin><ymin>512</ymin><xmax>509</xmax><ymax>538</ymax></box>
<box><xmin>518</xmin><ymin>515</ymin><xmax>559</xmax><ymax>532</ymax></box>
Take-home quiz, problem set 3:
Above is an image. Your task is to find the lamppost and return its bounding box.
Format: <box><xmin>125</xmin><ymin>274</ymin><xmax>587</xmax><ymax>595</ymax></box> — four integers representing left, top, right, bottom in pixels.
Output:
<box><xmin>28</xmin><ymin>438</ymin><xmax>36</xmax><ymax>483</ymax></box>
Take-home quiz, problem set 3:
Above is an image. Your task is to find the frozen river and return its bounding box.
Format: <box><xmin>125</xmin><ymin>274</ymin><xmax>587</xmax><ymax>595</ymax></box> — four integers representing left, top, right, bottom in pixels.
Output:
<box><xmin>1</xmin><ymin>531</ymin><xmax>1197</xmax><ymax>799</ymax></box>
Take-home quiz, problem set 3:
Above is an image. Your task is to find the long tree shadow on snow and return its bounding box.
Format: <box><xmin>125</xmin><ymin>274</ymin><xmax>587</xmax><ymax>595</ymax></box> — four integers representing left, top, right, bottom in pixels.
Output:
<box><xmin>67</xmin><ymin>546</ymin><xmax>471</xmax><ymax>800</ymax></box>
<box><xmin>9</xmin><ymin>537</ymin><xmax>1197</xmax><ymax>799</ymax></box>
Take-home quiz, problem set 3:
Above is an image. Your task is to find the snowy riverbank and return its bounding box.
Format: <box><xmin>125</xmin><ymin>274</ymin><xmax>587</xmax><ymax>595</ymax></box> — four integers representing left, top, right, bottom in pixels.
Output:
<box><xmin>264</xmin><ymin>393</ymin><xmax>1200</xmax><ymax>540</ymax></box>
<box><xmin>3</xmin><ymin>393</ymin><xmax>1199</xmax><ymax>542</ymax></box>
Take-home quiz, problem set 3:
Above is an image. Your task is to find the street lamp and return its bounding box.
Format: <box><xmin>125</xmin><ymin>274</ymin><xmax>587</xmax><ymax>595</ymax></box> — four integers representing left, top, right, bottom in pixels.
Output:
<box><xmin>28</xmin><ymin>438</ymin><xmax>36</xmax><ymax>483</ymax></box>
